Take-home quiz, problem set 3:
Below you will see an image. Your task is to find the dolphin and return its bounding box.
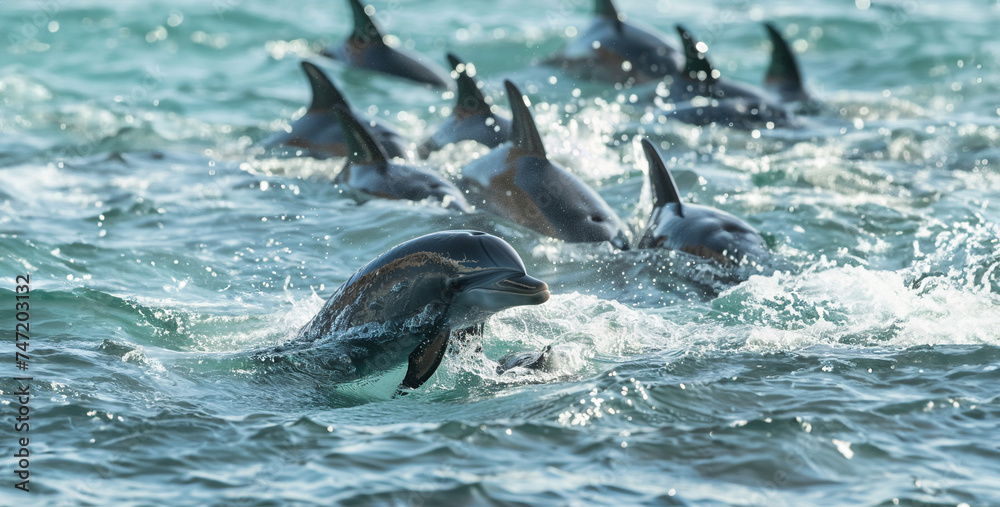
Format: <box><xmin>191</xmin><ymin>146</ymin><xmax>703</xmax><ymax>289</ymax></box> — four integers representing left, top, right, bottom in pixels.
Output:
<box><xmin>261</xmin><ymin>61</ymin><xmax>409</xmax><ymax>160</ymax></box>
<box><xmin>418</xmin><ymin>53</ymin><xmax>512</xmax><ymax>159</ymax></box>
<box><xmin>637</xmin><ymin>138</ymin><xmax>769</xmax><ymax>266</ymax></box>
<box><xmin>459</xmin><ymin>80</ymin><xmax>631</xmax><ymax>249</ymax></box>
<box><xmin>665</xmin><ymin>97</ymin><xmax>799</xmax><ymax>130</ymax></box>
<box><xmin>290</xmin><ymin>230</ymin><xmax>550</xmax><ymax>392</ymax></box>
<box><xmin>321</xmin><ymin>0</ymin><xmax>451</xmax><ymax>89</ymax></box>
<box><xmin>652</xmin><ymin>25</ymin><xmax>799</xmax><ymax>129</ymax></box>
<box><xmin>496</xmin><ymin>345</ymin><xmax>554</xmax><ymax>374</ymax></box>
<box><xmin>545</xmin><ymin>0</ymin><xmax>683</xmax><ymax>86</ymax></box>
<box><xmin>331</xmin><ymin>108</ymin><xmax>471</xmax><ymax>211</ymax></box>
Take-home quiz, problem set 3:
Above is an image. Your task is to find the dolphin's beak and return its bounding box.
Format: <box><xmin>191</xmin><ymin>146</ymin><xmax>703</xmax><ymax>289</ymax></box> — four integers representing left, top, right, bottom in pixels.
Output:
<box><xmin>453</xmin><ymin>270</ymin><xmax>550</xmax><ymax>312</ymax></box>
<box><xmin>493</xmin><ymin>274</ymin><xmax>550</xmax><ymax>305</ymax></box>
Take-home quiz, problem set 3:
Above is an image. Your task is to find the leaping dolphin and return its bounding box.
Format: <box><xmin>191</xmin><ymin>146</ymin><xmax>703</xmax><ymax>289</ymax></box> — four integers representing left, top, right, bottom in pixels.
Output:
<box><xmin>322</xmin><ymin>0</ymin><xmax>451</xmax><ymax>89</ymax></box>
<box><xmin>289</xmin><ymin>230</ymin><xmax>550</xmax><ymax>392</ymax></box>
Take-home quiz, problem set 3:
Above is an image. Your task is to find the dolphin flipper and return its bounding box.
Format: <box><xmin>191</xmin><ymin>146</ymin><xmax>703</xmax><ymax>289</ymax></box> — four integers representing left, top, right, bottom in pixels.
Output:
<box><xmin>301</xmin><ymin>61</ymin><xmax>350</xmax><ymax>112</ymax></box>
<box><xmin>399</xmin><ymin>330</ymin><xmax>450</xmax><ymax>391</ymax></box>
<box><xmin>504</xmin><ymin>80</ymin><xmax>547</xmax><ymax>158</ymax></box>
<box><xmin>332</xmin><ymin>108</ymin><xmax>389</xmax><ymax>165</ymax></box>
<box><xmin>764</xmin><ymin>23</ymin><xmax>809</xmax><ymax>103</ymax></box>
<box><xmin>641</xmin><ymin>138</ymin><xmax>684</xmax><ymax>217</ymax></box>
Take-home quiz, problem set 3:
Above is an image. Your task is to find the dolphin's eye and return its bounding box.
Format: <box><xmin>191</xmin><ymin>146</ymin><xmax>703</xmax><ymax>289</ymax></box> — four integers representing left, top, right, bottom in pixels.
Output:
<box><xmin>449</xmin><ymin>279</ymin><xmax>466</xmax><ymax>292</ymax></box>
<box><xmin>589</xmin><ymin>215</ymin><xmax>604</xmax><ymax>222</ymax></box>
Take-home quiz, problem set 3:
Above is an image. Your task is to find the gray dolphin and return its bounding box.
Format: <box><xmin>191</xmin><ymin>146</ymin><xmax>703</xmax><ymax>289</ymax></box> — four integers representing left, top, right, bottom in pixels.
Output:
<box><xmin>665</xmin><ymin>97</ymin><xmax>799</xmax><ymax>130</ymax></box>
<box><xmin>321</xmin><ymin>0</ymin><xmax>451</xmax><ymax>89</ymax></box>
<box><xmin>261</xmin><ymin>61</ymin><xmax>408</xmax><ymax>159</ymax></box>
<box><xmin>637</xmin><ymin>138</ymin><xmax>769</xmax><ymax>266</ymax></box>
<box><xmin>496</xmin><ymin>345</ymin><xmax>554</xmax><ymax>374</ymax></box>
<box><xmin>332</xmin><ymin>108</ymin><xmax>471</xmax><ymax>211</ymax></box>
<box><xmin>653</xmin><ymin>25</ymin><xmax>799</xmax><ymax>129</ymax></box>
<box><xmin>545</xmin><ymin>0</ymin><xmax>683</xmax><ymax>86</ymax></box>
<box><xmin>418</xmin><ymin>53</ymin><xmax>513</xmax><ymax>159</ymax></box>
<box><xmin>291</xmin><ymin>230</ymin><xmax>550</xmax><ymax>392</ymax></box>
<box><xmin>459</xmin><ymin>80</ymin><xmax>631</xmax><ymax>249</ymax></box>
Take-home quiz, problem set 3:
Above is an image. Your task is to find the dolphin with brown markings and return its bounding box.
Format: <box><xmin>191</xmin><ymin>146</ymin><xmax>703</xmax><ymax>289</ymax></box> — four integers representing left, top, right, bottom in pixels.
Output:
<box><xmin>321</xmin><ymin>0</ymin><xmax>451</xmax><ymax>89</ymax></box>
<box><xmin>458</xmin><ymin>80</ymin><xmax>631</xmax><ymax>250</ymax></box>
<box><xmin>283</xmin><ymin>230</ymin><xmax>550</xmax><ymax>393</ymax></box>
<box><xmin>261</xmin><ymin>61</ymin><xmax>408</xmax><ymax>160</ymax></box>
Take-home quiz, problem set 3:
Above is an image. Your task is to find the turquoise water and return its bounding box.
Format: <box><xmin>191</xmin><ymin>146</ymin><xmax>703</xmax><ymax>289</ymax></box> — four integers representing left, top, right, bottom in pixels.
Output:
<box><xmin>2</xmin><ymin>0</ymin><xmax>1000</xmax><ymax>505</ymax></box>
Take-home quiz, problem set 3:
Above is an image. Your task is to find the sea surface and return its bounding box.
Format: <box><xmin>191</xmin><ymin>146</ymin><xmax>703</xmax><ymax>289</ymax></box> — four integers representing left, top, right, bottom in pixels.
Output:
<box><xmin>2</xmin><ymin>0</ymin><xmax>1000</xmax><ymax>505</ymax></box>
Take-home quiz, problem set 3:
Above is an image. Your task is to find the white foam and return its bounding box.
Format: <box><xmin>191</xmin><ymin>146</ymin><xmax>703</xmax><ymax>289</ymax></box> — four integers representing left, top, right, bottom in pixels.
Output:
<box><xmin>721</xmin><ymin>265</ymin><xmax>1000</xmax><ymax>350</ymax></box>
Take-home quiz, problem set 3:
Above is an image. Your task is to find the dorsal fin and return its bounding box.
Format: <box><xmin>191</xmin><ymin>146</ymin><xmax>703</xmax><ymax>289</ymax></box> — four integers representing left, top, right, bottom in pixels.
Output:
<box><xmin>676</xmin><ymin>25</ymin><xmax>716</xmax><ymax>84</ymax></box>
<box><xmin>504</xmin><ymin>80</ymin><xmax>547</xmax><ymax>158</ymax></box>
<box><xmin>347</xmin><ymin>0</ymin><xmax>384</xmax><ymax>43</ymax></box>
<box><xmin>398</xmin><ymin>329</ymin><xmax>450</xmax><ymax>392</ymax></box>
<box><xmin>596</xmin><ymin>0</ymin><xmax>624</xmax><ymax>32</ymax></box>
<box><xmin>446</xmin><ymin>53</ymin><xmax>491</xmax><ymax>116</ymax></box>
<box><xmin>332</xmin><ymin>108</ymin><xmax>389</xmax><ymax>166</ymax></box>
<box><xmin>641</xmin><ymin>138</ymin><xmax>684</xmax><ymax>217</ymax></box>
<box><xmin>763</xmin><ymin>23</ymin><xmax>805</xmax><ymax>97</ymax></box>
<box><xmin>301</xmin><ymin>61</ymin><xmax>349</xmax><ymax>112</ymax></box>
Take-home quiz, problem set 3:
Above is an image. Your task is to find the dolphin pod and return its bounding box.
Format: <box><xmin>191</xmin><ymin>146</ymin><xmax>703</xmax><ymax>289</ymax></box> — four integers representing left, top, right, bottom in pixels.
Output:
<box><xmin>262</xmin><ymin>61</ymin><xmax>408</xmax><ymax>160</ymax></box>
<box><xmin>267</xmin><ymin>4</ymin><xmax>824</xmax><ymax>249</ymax></box>
<box><xmin>657</xmin><ymin>25</ymin><xmax>799</xmax><ymax>130</ymax></box>
<box><xmin>322</xmin><ymin>0</ymin><xmax>451</xmax><ymax>89</ymax></box>
<box><xmin>251</xmin><ymin>4</ymin><xmax>841</xmax><ymax>389</ymax></box>
<box><xmin>650</xmin><ymin>25</ymin><xmax>803</xmax><ymax>129</ymax></box>
<box><xmin>290</xmin><ymin>230</ymin><xmax>550</xmax><ymax>392</ymax></box>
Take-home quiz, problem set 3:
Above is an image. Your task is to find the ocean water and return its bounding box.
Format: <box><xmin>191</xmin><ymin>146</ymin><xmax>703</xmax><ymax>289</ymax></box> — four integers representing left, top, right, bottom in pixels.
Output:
<box><xmin>2</xmin><ymin>0</ymin><xmax>1000</xmax><ymax>505</ymax></box>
